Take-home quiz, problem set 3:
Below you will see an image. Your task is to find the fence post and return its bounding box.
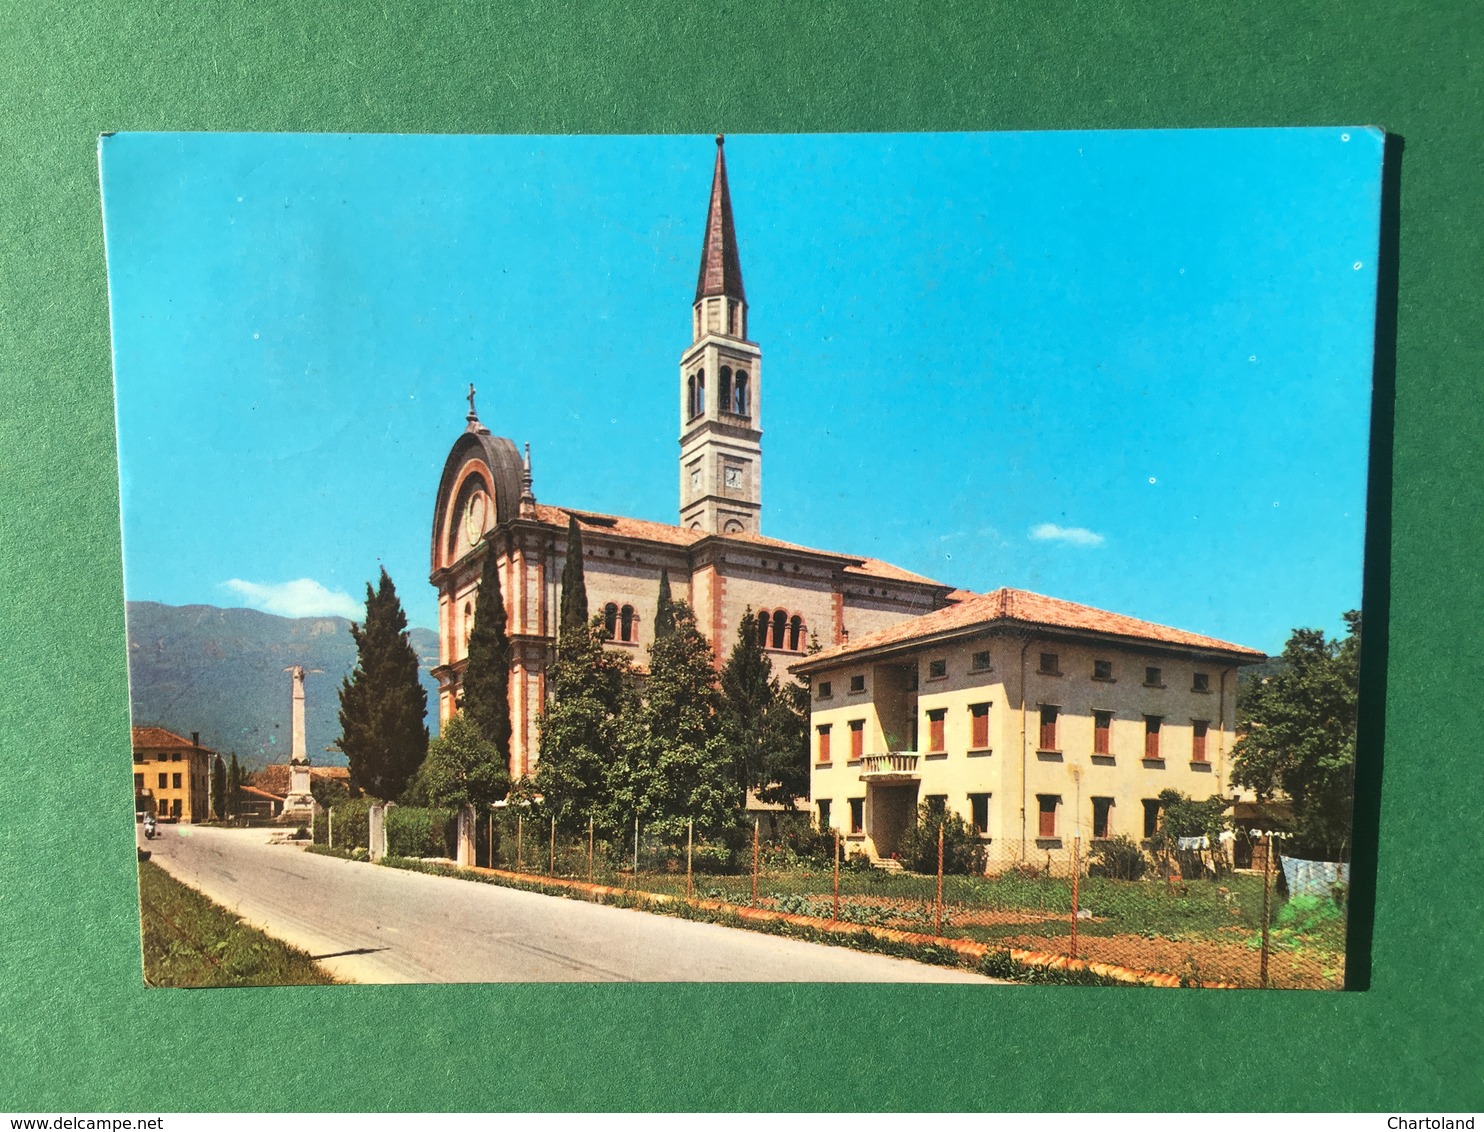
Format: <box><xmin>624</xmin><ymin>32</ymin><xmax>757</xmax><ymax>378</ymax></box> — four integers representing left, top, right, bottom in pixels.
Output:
<box><xmin>588</xmin><ymin>815</ymin><xmax>595</xmax><ymax>882</ymax></box>
<box><xmin>686</xmin><ymin>818</ymin><xmax>694</xmax><ymax>901</ymax></box>
<box><xmin>549</xmin><ymin>815</ymin><xmax>556</xmax><ymax>876</ymax></box>
<box><xmin>516</xmin><ymin>813</ymin><xmax>523</xmax><ymax>873</ymax></box>
<box><xmin>935</xmin><ymin>824</ymin><xmax>944</xmax><ymax>936</ymax></box>
<box><xmin>488</xmin><ymin>812</ymin><xmax>493</xmax><ymax>869</ymax></box>
<box><xmin>633</xmin><ymin>814</ymin><xmax>639</xmax><ymax>878</ymax></box>
<box><xmin>1260</xmin><ymin>831</ymin><xmax>1273</xmax><ymax>988</ymax></box>
<box><xmin>751</xmin><ymin>818</ymin><xmax>760</xmax><ymax>908</ymax></box>
<box><xmin>328</xmin><ymin>807</ymin><xmax>333</xmax><ymax>850</ymax></box>
<box><xmin>833</xmin><ymin>829</ymin><xmax>841</xmax><ymax>922</ymax></box>
<box><xmin>1070</xmin><ymin>835</ymin><xmax>1080</xmax><ymax>960</ymax></box>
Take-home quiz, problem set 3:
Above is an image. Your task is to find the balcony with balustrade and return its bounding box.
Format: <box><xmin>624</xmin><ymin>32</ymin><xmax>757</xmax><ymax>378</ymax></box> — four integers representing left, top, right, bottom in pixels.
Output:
<box><xmin>858</xmin><ymin>752</ymin><xmax>920</xmax><ymax>783</ymax></box>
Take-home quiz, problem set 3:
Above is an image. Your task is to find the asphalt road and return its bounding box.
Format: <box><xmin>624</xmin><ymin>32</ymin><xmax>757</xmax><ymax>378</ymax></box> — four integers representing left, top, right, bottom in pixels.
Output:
<box><xmin>142</xmin><ymin>825</ymin><xmax>1002</xmax><ymax>984</ymax></box>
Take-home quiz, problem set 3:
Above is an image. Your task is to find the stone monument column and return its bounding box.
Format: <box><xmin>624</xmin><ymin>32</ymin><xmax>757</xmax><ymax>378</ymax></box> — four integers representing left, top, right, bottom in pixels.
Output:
<box><xmin>281</xmin><ymin>665</ymin><xmax>317</xmax><ymax>824</ymax></box>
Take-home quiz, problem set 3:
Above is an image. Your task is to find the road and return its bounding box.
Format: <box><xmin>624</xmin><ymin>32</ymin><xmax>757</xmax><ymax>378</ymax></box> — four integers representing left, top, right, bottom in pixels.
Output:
<box><xmin>143</xmin><ymin>825</ymin><xmax>1002</xmax><ymax>983</ymax></box>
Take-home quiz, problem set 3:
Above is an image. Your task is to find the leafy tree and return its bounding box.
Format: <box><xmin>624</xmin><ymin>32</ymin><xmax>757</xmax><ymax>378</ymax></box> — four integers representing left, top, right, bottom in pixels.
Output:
<box><xmin>462</xmin><ymin>543</ymin><xmax>513</xmax><ymax>766</ymax></box>
<box><xmin>337</xmin><ymin>568</ymin><xmax>430</xmax><ymax>801</ymax></box>
<box><xmin>633</xmin><ymin>601</ymin><xmax>736</xmax><ymax>840</ymax></box>
<box><xmin>535</xmin><ymin>616</ymin><xmax>639</xmax><ymax>834</ymax></box>
<box><xmin>558</xmin><ymin>516</ymin><xmax>588</xmax><ymax>645</ymax></box>
<box><xmin>654</xmin><ymin>566</ymin><xmax>676</xmax><ymax>641</ymax></box>
<box><xmin>899</xmin><ymin>803</ymin><xmax>986</xmax><ymax>875</ymax></box>
<box><xmin>1150</xmin><ymin>788</ymin><xmax>1230</xmax><ymax>877</ymax></box>
<box><xmin>759</xmin><ymin>673</ymin><xmax>810</xmax><ymax>809</ymax></box>
<box><xmin>1232</xmin><ymin>612</ymin><xmax>1360</xmax><ymax>860</ymax></box>
<box><xmin>421</xmin><ymin>712</ymin><xmax>512</xmax><ymax>808</ymax></box>
<box><xmin>311</xmin><ymin>774</ymin><xmax>353</xmax><ymax>810</ymax></box>
<box><xmin>210</xmin><ymin>754</ymin><xmax>227</xmax><ymax>819</ymax></box>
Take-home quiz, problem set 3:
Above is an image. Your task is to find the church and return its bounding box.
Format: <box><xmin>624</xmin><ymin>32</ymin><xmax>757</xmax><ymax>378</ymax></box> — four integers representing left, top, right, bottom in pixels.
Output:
<box><xmin>429</xmin><ymin>137</ymin><xmax>960</xmax><ymax>778</ymax></box>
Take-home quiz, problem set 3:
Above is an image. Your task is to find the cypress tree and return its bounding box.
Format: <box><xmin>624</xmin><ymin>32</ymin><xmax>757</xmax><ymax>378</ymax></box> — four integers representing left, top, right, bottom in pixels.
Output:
<box><xmin>559</xmin><ymin>516</ymin><xmax>589</xmax><ymax>646</ymax></box>
<box><xmin>226</xmin><ymin>753</ymin><xmax>241</xmax><ymax>819</ymax></box>
<box><xmin>211</xmin><ymin>754</ymin><xmax>227</xmax><ymax>819</ymax></box>
<box><xmin>338</xmin><ymin>567</ymin><xmax>430</xmax><ymax>801</ymax></box>
<box><xmin>654</xmin><ymin>566</ymin><xmax>676</xmax><ymax>640</ymax></box>
<box><xmin>461</xmin><ymin>542</ymin><xmax>513</xmax><ymax>768</ymax></box>
<box><xmin>718</xmin><ymin>608</ymin><xmax>774</xmax><ymax>797</ymax></box>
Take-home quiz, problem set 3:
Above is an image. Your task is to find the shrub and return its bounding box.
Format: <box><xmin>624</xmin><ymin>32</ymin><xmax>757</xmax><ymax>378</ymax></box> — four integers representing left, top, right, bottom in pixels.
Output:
<box><xmin>387</xmin><ymin>806</ymin><xmax>457</xmax><ymax>859</ymax></box>
<box><xmin>898</xmin><ymin>804</ymin><xmax>986</xmax><ymax>875</ymax></box>
<box><xmin>325</xmin><ymin>798</ymin><xmax>374</xmax><ymax>850</ymax></box>
<box><xmin>1088</xmin><ymin>834</ymin><xmax>1149</xmax><ymax>881</ymax></box>
<box><xmin>690</xmin><ymin>843</ymin><xmax>736</xmax><ymax>874</ymax></box>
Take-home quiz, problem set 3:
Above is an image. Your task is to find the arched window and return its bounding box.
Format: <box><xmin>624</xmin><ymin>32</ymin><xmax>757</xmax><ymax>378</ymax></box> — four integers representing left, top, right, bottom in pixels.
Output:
<box><xmin>734</xmin><ymin>371</ymin><xmax>749</xmax><ymax>415</ymax></box>
<box><xmin>686</xmin><ymin>374</ymin><xmax>695</xmax><ymax>418</ymax></box>
<box><xmin>771</xmin><ymin>610</ymin><xmax>787</xmax><ymax>650</ymax></box>
<box><xmin>620</xmin><ymin>604</ymin><xmax>635</xmax><ymax>643</ymax></box>
<box><xmin>695</xmin><ymin>369</ymin><xmax>705</xmax><ymax>415</ymax></box>
<box><xmin>789</xmin><ymin>615</ymin><xmax>804</xmax><ymax>652</ymax></box>
<box><xmin>719</xmin><ymin>367</ymin><xmax>732</xmax><ymax>413</ymax></box>
<box><xmin>463</xmin><ymin>603</ymin><xmax>474</xmax><ymax>646</ymax></box>
<box><xmin>756</xmin><ymin>611</ymin><xmax>771</xmax><ymax>648</ymax></box>
<box><xmin>603</xmin><ymin>602</ymin><xmax>618</xmax><ymax>638</ymax></box>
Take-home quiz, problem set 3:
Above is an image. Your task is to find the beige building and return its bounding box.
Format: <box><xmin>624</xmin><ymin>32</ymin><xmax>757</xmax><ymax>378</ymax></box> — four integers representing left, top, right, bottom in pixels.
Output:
<box><xmin>790</xmin><ymin>588</ymin><xmax>1265</xmax><ymax>865</ymax></box>
<box><xmin>132</xmin><ymin>726</ymin><xmax>213</xmax><ymax>822</ymax></box>
<box><xmin>429</xmin><ymin>138</ymin><xmax>955</xmax><ymax>778</ymax></box>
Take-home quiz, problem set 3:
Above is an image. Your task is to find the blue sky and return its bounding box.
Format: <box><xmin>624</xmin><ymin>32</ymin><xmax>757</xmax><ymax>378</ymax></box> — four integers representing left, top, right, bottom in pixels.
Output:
<box><xmin>101</xmin><ymin>130</ymin><xmax>1383</xmax><ymax>654</ymax></box>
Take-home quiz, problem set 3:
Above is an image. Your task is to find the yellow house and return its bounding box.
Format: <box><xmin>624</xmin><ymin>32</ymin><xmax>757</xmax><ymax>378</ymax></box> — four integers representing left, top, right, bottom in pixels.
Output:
<box><xmin>132</xmin><ymin>726</ymin><xmax>213</xmax><ymax>822</ymax></box>
<box><xmin>790</xmin><ymin>588</ymin><xmax>1265</xmax><ymax>867</ymax></box>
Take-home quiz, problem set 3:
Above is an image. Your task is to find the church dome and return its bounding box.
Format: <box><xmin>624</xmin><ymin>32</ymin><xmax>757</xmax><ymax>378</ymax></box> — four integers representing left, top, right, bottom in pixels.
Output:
<box><xmin>430</xmin><ymin>424</ymin><xmax>524</xmax><ymax>573</ymax></box>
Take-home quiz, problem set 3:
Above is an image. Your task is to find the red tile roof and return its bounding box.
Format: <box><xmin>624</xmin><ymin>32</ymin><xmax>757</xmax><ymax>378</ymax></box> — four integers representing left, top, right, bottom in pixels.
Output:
<box><xmin>131</xmin><ymin>726</ymin><xmax>211</xmax><ymax>752</ymax></box>
<box><xmin>240</xmin><ymin>784</ymin><xmax>285</xmax><ymax>802</ymax></box>
<box><xmin>794</xmin><ymin>587</ymin><xmax>1265</xmax><ymax>670</ymax></box>
<box><xmin>530</xmin><ymin>503</ymin><xmax>948</xmax><ymax>589</ymax></box>
<box><xmin>254</xmin><ymin>764</ymin><xmax>350</xmax><ymax>797</ymax></box>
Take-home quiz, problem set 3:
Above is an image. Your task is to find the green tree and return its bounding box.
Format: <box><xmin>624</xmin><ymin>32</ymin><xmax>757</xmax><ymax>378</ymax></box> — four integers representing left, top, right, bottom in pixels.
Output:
<box><xmin>558</xmin><ymin>516</ymin><xmax>588</xmax><ymax>645</ymax></box>
<box><xmin>1150</xmin><ymin>788</ymin><xmax>1230</xmax><ymax>877</ymax></box>
<box><xmin>461</xmin><ymin>543</ymin><xmax>513</xmax><ymax>765</ymax></box>
<box><xmin>899</xmin><ymin>803</ymin><xmax>986</xmax><ymax>875</ymax></box>
<box><xmin>718</xmin><ymin>608</ymin><xmax>774</xmax><ymax>797</ymax></box>
<box><xmin>420</xmin><ymin>712</ymin><xmax>512</xmax><ymax>808</ymax></box>
<box><xmin>311</xmin><ymin>774</ymin><xmax>352</xmax><ymax>810</ymax></box>
<box><xmin>210</xmin><ymin>754</ymin><xmax>227</xmax><ymax>819</ymax></box>
<box><xmin>337</xmin><ymin>568</ymin><xmax>430</xmax><ymax>801</ymax></box>
<box><xmin>1232</xmin><ymin>612</ymin><xmax>1360</xmax><ymax>860</ymax></box>
<box><xmin>534</xmin><ymin>616</ymin><xmax>639</xmax><ymax>834</ymax></box>
<box><xmin>654</xmin><ymin>566</ymin><xmax>676</xmax><ymax>641</ymax></box>
<box><xmin>225</xmin><ymin>753</ymin><xmax>241</xmax><ymax>820</ymax></box>
<box><xmin>633</xmin><ymin>601</ymin><xmax>736</xmax><ymax>840</ymax></box>
<box><xmin>717</xmin><ymin>609</ymin><xmax>811</xmax><ymax>809</ymax></box>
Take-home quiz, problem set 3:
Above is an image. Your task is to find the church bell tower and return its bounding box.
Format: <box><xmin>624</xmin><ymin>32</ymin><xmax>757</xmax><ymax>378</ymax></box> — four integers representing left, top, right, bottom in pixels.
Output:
<box><xmin>679</xmin><ymin>136</ymin><xmax>763</xmax><ymax>535</ymax></box>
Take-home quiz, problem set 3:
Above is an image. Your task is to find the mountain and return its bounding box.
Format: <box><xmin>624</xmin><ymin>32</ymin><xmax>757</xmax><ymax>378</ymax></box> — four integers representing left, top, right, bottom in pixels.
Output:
<box><xmin>125</xmin><ymin>601</ymin><xmax>441</xmax><ymax>771</ymax></box>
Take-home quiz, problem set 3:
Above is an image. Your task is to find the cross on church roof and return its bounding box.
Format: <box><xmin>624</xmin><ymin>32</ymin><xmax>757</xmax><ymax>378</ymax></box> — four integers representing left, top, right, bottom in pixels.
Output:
<box><xmin>467</xmin><ymin>382</ymin><xmax>478</xmax><ymax>422</ymax></box>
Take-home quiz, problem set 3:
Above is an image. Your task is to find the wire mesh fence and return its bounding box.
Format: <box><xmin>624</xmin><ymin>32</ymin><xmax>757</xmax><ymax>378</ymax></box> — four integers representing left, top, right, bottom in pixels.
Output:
<box><xmin>466</xmin><ymin>812</ymin><xmax>1345</xmax><ymax>989</ymax></box>
<box><xmin>311</xmin><ymin>800</ymin><xmax>1344</xmax><ymax>988</ymax></box>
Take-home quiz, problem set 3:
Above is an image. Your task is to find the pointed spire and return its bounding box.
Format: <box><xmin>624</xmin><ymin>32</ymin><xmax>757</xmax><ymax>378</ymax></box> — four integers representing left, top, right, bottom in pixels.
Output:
<box><xmin>694</xmin><ymin>135</ymin><xmax>746</xmax><ymax>304</ymax></box>
<box><xmin>519</xmin><ymin>442</ymin><xmax>536</xmax><ymax>517</ymax></box>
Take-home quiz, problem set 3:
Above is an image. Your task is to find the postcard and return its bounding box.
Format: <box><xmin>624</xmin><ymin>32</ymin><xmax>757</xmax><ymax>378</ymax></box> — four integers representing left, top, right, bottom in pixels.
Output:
<box><xmin>102</xmin><ymin>129</ymin><xmax>1382</xmax><ymax>988</ymax></box>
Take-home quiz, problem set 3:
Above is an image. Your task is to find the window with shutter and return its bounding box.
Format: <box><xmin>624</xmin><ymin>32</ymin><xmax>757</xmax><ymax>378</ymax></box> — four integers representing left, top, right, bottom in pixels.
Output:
<box><xmin>1094</xmin><ymin>710</ymin><xmax>1112</xmax><ymax>755</ymax></box>
<box><xmin>927</xmin><ymin>709</ymin><xmax>946</xmax><ymax>752</ymax></box>
<box><xmin>1039</xmin><ymin>705</ymin><xmax>1058</xmax><ymax>751</ymax></box>
<box><xmin>970</xmin><ymin>703</ymin><xmax>990</xmax><ymax>749</ymax></box>
<box><xmin>1144</xmin><ymin>715</ymin><xmax>1162</xmax><ymax>759</ymax></box>
<box><xmin>1192</xmin><ymin>720</ymin><xmax>1208</xmax><ymax>762</ymax></box>
<box><xmin>1037</xmin><ymin>795</ymin><xmax>1058</xmax><ymax>838</ymax></box>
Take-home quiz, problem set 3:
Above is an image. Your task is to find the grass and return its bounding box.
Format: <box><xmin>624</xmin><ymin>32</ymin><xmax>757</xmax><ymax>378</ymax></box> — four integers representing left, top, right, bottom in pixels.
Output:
<box><xmin>138</xmin><ymin>860</ymin><xmax>337</xmax><ymax>987</ymax></box>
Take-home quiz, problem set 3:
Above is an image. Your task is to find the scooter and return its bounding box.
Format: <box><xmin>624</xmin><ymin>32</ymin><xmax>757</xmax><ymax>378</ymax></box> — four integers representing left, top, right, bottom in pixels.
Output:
<box><xmin>143</xmin><ymin>816</ymin><xmax>157</xmax><ymax>840</ymax></box>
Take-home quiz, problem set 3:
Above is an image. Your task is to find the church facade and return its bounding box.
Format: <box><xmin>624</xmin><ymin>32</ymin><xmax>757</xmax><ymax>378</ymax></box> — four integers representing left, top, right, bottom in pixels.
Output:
<box><xmin>429</xmin><ymin>138</ymin><xmax>957</xmax><ymax>778</ymax></box>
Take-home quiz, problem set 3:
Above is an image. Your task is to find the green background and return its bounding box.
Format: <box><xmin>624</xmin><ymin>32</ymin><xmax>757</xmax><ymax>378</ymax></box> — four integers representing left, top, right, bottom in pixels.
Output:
<box><xmin>2</xmin><ymin>0</ymin><xmax>1479</xmax><ymax>1112</ymax></box>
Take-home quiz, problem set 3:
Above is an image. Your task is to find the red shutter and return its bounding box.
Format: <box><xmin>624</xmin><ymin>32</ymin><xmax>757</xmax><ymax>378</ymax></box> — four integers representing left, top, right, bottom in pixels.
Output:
<box><xmin>1038</xmin><ymin>797</ymin><xmax>1056</xmax><ymax>837</ymax></box>
<box><xmin>1094</xmin><ymin>712</ymin><xmax>1111</xmax><ymax>755</ymax></box>
<box><xmin>850</xmin><ymin>722</ymin><xmax>863</xmax><ymax>759</ymax></box>
<box><xmin>971</xmin><ymin>704</ymin><xmax>989</xmax><ymax>749</ymax></box>
<box><xmin>929</xmin><ymin>712</ymin><xmax>945</xmax><ymax>752</ymax></box>
<box><xmin>1192</xmin><ymin>720</ymin><xmax>1208</xmax><ymax>762</ymax></box>
<box><xmin>1145</xmin><ymin>717</ymin><xmax>1161</xmax><ymax>759</ymax></box>
<box><xmin>1039</xmin><ymin>706</ymin><xmax>1057</xmax><ymax>751</ymax></box>
<box><xmin>818</xmin><ymin>727</ymin><xmax>831</xmax><ymax>762</ymax></box>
